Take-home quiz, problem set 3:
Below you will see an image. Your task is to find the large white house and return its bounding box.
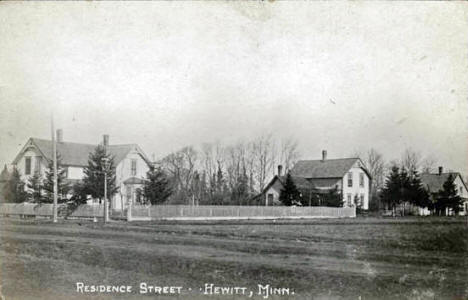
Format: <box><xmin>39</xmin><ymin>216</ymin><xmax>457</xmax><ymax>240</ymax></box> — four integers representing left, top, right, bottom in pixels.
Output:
<box><xmin>262</xmin><ymin>151</ymin><xmax>372</xmax><ymax>209</ymax></box>
<box><xmin>11</xmin><ymin>130</ymin><xmax>152</xmax><ymax>211</ymax></box>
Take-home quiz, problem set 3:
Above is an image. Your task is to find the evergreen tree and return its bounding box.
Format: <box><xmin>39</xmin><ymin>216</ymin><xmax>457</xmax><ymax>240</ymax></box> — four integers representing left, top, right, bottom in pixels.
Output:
<box><xmin>70</xmin><ymin>181</ymin><xmax>89</xmax><ymax>205</ymax></box>
<box><xmin>143</xmin><ymin>166</ymin><xmax>172</xmax><ymax>205</ymax></box>
<box><xmin>381</xmin><ymin>166</ymin><xmax>402</xmax><ymax>214</ymax></box>
<box><xmin>211</xmin><ymin>165</ymin><xmax>227</xmax><ymax>205</ymax></box>
<box><xmin>237</xmin><ymin>166</ymin><xmax>249</xmax><ymax>205</ymax></box>
<box><xmin>3</xmin><ymin>168</ymin><xmax>27</xmax><ymax>203</ymax></box>
<box><xmin>42</xmin><ymin>153</ymin><xmax>70</xmax><ymax>203</ymax></box>
<box><xmin>279</xmin><ymin>173</ymin><xmax>300</xmax><ymax>206</ymax></box>
<box><xmin>408</xmin><ymin>170</ymin><xmax>430</xmax><ymax>208</ymax></box>
<box><xmin>200</xmin><ymin>171</ymin><xmax>208</xmax><ymax>204</ymax></box>
<box><xmin>81</xmin><ymin>145</ymin><xmax>118</xmax><ymax>203</ymax></box>
<box><xmin>435</xmin><ymin>174</ymin><xmax>463</xmax><ymax>215</ymax></box>
<box><xmin>216</xmin><ymin>165</ymin><xmax>224</xmax><ymax>193</ymax></box>
<box><xmin>27</xmin><ymin>171</ymin><xmax>43</xmax><ymax>203</ymax></box>
<box><xmin>399</xmin><ymin>167</ymin><xmax>411</xmax><ymax>204</ymax></box>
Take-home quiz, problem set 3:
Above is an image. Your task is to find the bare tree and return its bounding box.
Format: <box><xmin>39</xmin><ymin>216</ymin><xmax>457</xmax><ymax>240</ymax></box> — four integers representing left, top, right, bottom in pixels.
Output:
<box><xmin>252</xmin><ymin>134</ymin><xmax>275</xmax><ymax>192</ymax></box>
<box><xmin>365</xmin><ymin>148</ymin><xmax>386</xmax><ymax>193</ymax></box>
<box><xmin>420</xmin><ymin>155</ymin><xmax>437</xmax><ymax>174</ymax></box>
<box><xmin>401</xmin><ymin>148</ymin><xmax>421</xmax><ymax>174</ymax></box>
<box><xmin>160</xmin><ymin>146</ymin><xmax>198</xmax><ymax>203</ymax></box>
<box><xmin>278</xmin><ymin>137</ymin><xmax>300</xmax><ymax>173</ymax></box>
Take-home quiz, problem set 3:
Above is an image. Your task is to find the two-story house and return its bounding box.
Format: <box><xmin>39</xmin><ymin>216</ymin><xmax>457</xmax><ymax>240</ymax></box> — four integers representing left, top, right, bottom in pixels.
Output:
<box><xmin>11</xmin><ymin>130</ymin><xmax>152</xmax><ymax>211</ymax></box>
<box><xmin>262</xmin><ymin>151</ymin><xmax>372</xmax><ymax>209</ymax></box>
<box><xmin>420</xmin><ymin>167</ymin><xmax>468</xmax><ymax>216</ymax></box>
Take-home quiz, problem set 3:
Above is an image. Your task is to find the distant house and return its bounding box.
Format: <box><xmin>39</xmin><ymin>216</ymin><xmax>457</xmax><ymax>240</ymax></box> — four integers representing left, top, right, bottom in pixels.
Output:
<box><xmin>11</xmin><ymin>130</ymin><xmax>152</xmax><ymax>210</ymax></box>
<box><xmin>262</xmin><ymin>151</ymin><xmax>371</xmax><ymax>209</ymax></box>
<box><xmin>420</xmin><ymin>167</ymin><xmax>468</xmax><ymax>216</ymax></box>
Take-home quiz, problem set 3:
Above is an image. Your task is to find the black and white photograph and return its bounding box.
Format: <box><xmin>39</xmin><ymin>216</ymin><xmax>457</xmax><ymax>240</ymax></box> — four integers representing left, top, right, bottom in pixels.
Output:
<box><xmin>0</xmin><ymin>2</ymin><xmax>467</xmax><ymax>299</ymax></box>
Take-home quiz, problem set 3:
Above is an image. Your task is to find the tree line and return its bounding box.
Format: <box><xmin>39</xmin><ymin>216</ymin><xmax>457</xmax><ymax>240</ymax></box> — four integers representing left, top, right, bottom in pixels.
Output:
<box><xmin>1</xmin><ymin>140</ymin><xmax>466</xmax><ymax>214</ymax></box>
<box><xmin>158</xmin><ymin>135</ymin><xmax>300</xmax><ymax>205</ymax></box>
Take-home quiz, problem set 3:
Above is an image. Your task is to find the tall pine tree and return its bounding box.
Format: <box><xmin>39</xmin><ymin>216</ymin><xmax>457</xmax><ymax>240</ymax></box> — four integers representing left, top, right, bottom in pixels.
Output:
<box><xmin>81</xmin><ymin>145</ymin><xmax>118</xmax><ymax>203</ymax></box>
<box><xmin>3</xmin><ymin>168</ymin><xmax>27</xmax><ymax>203</ymax></box>
<box><xmin>279</xmin><ymin>173</ymin><xmax>300</xmax><ymax>206</ymax></box>
<box><xmin>435</xmin><ymin>174</ymin><xmax>463</xmax><ymax>215</ymax></box>
<box><xmin>142</xmin><ymin>166</ymin><xmax>172</xmax><ymax>205</ymax></box>
<box><xmin>408</xmin><ymin>170</ymin><xmax>430</xmax><ymax>208</ymax></box>
<box><xmin>381</xmin><ymin>166</ymin><xmax>402</xmax><ymax>214</ymax></box>
<box><xmin>27</xmin><ymin>171</ymin><xmax>43</xmax><ymax>203</ymax></box>
<box><xmin>42</xmin><ymin>153</ymin><xmax>70</xmax><ymax>203</ymax></box>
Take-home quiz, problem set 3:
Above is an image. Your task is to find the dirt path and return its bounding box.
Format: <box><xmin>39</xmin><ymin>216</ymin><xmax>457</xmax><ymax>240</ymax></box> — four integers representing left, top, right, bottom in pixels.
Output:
<box><xmin>0</xmin><ymin>218</ymin><xmax>467</xmax><ymax>299</ymax></box>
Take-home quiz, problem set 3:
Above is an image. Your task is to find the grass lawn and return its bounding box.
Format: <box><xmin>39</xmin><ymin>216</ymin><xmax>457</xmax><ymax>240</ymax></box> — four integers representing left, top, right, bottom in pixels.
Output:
<box><xmin>0</xmin><ymin>217</ymin><xmax>467</xmax><ymax>299</ymax></box>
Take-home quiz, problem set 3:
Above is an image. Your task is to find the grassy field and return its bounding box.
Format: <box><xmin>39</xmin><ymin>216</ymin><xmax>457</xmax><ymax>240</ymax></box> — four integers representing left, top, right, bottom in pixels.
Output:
<box><xmin>0</xmin><ymin>217</ymin><xmax>467</xmax><ymax>300</ymax></box>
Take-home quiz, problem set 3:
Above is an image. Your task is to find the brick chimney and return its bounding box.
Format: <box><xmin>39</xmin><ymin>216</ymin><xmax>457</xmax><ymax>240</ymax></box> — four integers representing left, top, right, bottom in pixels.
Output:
<box><xmin>278</xmin><ymin>165</ymin><xmax>283</xmax><ymax>177</ymax></box>
<box><xmin>103</xmin><ymin>134</ymin><xmax>109</xmax><ymax>147</ymax></box>
<box><xmin>438</xmin><ymin>166</ymin><xmax>443</xmax><ymax>175</ymax></box>
<box><xmin>322</xmin><ymin>150</ymin><xmax>327</xmax><ymax>161</ymax></box>
<box><xmin>56</xmin><ymin>129</ymin><xmax>63</xmax><ymax>143</ymax></box>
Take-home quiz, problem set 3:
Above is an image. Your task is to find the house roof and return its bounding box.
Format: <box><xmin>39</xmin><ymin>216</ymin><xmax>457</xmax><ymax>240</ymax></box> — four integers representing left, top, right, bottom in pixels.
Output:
<box><xmin>263</xmin><ymin>174</ymin><xmax>340</xmax><ymax>195</ymax></box>
<box><xmin>290</xmin><ymin>158</ymin><xmax>366</xmax><ymax>179</ymax></box>
<box><xmin>13</xmin><ymin>138</ymin><xmax>151</xmax><ymax>168</ymax></box>
<box><xmin>278</xmin><ymin>175</ymin><xmax>313</xmax><ymax>189</ymax></box>
<box><xmin>420</xmin><ymin>172</ymin><xmax>465</xmax><ymax>193</ymax></box>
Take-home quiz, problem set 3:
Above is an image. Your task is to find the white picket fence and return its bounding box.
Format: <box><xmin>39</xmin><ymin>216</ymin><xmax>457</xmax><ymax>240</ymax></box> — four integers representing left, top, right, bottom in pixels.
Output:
<box><xmin>0</xmin><ymin>203</ymin><xmax>356</xmax><ymax>220</ymax></box>
<box><xmin>0</xmin><ymin>203</ymin><xmax>104</xmax><ymax>218</ymax></box>
<box><xmin>130</xmin><ymin>205</ymin><xmax>356</xmax><ymax>221</ymax></box>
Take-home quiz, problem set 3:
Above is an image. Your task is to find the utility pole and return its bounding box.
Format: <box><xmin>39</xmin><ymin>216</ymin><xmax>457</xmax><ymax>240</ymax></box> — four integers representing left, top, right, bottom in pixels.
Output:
<box><xmin>102</xmin><ymin>157</ymin><xmax>109</xmax><ymax>223</ymax></box>
<box><xmin>51</xmin><ymin>115</ymin><xmax>58</xmax><ymax>223</ymax></box>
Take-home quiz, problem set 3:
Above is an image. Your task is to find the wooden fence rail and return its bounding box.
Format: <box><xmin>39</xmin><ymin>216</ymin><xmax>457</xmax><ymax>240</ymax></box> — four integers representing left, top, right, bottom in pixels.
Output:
<box><xmin>0</xmin><ymin>203</ymin><xmax>104</xmax><ymax>218</ymax></box>
<box><xmin>0</xmin><ymin>203</ymin><xmax>356</xmax><ymax>220</ymax></box>
<box><xmin>131</xmin><ymin>205</ymin><xmax>356</xmax><ymax>220</ymax></box>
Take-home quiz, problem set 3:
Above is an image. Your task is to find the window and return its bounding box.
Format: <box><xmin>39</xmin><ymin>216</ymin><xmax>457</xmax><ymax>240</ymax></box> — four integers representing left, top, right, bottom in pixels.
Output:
<box><xmin>267</xmin><ymin>194</ymin><xmax>274</xmax><ymax>205</ymax></box>
<box><xmin>359</xmin><ymin>173</ymin><xmax>364</xmax><ymax>187</ymax></box>
<box><xmin>131</xmin><ymin>159</ymin><xmax>137</xmax><ymax>176</ymax></box>
<box><xmin>460</xmin><ymin>186</ymin><xmax>463</xmax><ymax>196</ymax></box>
<box><xmin>347</xmin><ymin>194</ymin><xmax>352</xmax><ymax>206</ymax></box>
<box><xmin>35</xmin><ymin>156</ymin><xmax>42</xmax><ymax>173</ymax></box>
<box><xmin>360</xmin><ymin>194</ymin><xmax>365</xmax><ymax>207</ymax></box>
<box><xmin>347</xmin><ymin>172</ymin><xmax>353</xmax><ymax>187</ymax></box>
<box><xmin>25</xmin><ymin>157</ymin><xmax>31</xmax><ymax>175</ymax></box>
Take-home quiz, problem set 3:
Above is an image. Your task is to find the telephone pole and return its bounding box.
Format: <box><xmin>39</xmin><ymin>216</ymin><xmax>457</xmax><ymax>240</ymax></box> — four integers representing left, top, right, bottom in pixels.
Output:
<box><xmin>51</xmin><ymin>115</ymin><xmax>58</xmax><ymax>223</ymax></box>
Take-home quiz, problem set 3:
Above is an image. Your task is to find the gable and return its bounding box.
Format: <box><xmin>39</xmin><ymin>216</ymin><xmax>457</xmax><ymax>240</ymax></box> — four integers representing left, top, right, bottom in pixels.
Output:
<box><xmin>420</xmin><ymin>172</ymin><xmax>466</xmax><ymax>193</ymax></box>
<box><xmin>12</xmin><ymin>138</ymin><xmax>152</xmax><ymax>169</ymax></box>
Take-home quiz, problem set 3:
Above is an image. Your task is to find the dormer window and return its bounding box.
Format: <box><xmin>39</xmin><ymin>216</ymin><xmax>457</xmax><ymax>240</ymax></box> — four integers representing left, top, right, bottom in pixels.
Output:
<box><xmin>25</xmin><ymin>157</ymin><xmax>31</xmax><ymax>175</ymax></box>
<box><xmin>347</xmin><ymin>172</ymin><xmax>353</xmax><ymax>187</ymax></box>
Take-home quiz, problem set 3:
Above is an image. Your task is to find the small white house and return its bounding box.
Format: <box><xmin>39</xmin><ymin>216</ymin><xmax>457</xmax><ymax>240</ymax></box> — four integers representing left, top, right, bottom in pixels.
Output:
<box><xmin>262</xmin><ymin>151</ymin><xmax>372</xmax><ymax>209</ymax></box>
<box><xmin>12</xmin><ymin>130</ymin><xmax>152</xmax><ymax>211</ymax></box>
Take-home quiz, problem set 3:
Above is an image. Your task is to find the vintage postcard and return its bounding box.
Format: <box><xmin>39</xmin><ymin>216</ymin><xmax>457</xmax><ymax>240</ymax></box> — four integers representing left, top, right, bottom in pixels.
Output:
<box><xmin>0</xmin><ymin>2</ymin><xmax>467</xmax><ymax>300</ymax></box>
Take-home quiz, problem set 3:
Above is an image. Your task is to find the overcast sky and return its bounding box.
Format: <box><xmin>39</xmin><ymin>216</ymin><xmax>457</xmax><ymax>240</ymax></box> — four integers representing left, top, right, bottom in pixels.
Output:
<box><xmin>1</xmin><ymin>2</ymin><xmax>467</xmax><ymax>175</ymax></box>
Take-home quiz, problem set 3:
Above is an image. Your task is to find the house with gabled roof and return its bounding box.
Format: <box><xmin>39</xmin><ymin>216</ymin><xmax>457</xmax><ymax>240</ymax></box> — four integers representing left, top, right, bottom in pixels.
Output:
<box><xmin>11</xmin><ymin>130</ymin><xmax>152</xmax><ymax>210</ymax></box>
<box><xmin>262</xmin><ymin>150</ymin><xmax>372</xmax><ymax>209</ymax></box>
<box><xmin>420</xmin><ymin>167</ymin><xmax>468</xmax><ymax>215</ymax></box>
